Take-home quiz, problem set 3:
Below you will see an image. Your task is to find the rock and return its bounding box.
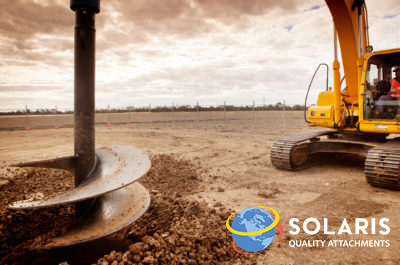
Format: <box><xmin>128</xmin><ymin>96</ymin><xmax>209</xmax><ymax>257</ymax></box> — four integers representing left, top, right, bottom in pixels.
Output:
<box><xmin>108</xmin><ymin>251</ymin><xmax>117</xmax><ymax>261</ymax></box>
<box><xmin>143</xmin><ymin>243</ymin><xmax>150</xmax><ymax>251</ymax></box>
<box><xmin>213</xmin><ymin>202</ymin><xmax>223</xmax><ymax>207</ymax></box>
<box><xmin>98</xmin><ymin>258</ymin><xmax>109</xmax><ymax>265</ymax></box>
<box><xmin>143</xmin><ymin>235</ymin><xmax>161</xmax><ymax>249</ymax></box>
<box><xmin>188</xmin><ymin>259</ymin><xmax>197</xmax><ymax>265</ymax></box>
<box><xmin>142</xmin><ymin>256</ymin><xmax>155</xmax><ymax>264</ymax></box>
<box><xmin>129</xmin><ymin>242</ymin><xmax>144</xmax><ymax>254</ymax></box>
<box><xmin>132</xmin><ymin>255</ymin><xmax>141</xmax><ymax>262</ymax></box>
<box><xmin>122</xmin><ymin>251</ymin><xmax>130</xmax><ymax>262</ymax></box>
<box><xmin>115</xmin><ymin>252</ymin><xmax>122</xmax><ymax>262</ymax></box>
<box><xmin>189</xmin><ymin>251</ymin><xmax>196</xmax><ymax>259</ymax></box>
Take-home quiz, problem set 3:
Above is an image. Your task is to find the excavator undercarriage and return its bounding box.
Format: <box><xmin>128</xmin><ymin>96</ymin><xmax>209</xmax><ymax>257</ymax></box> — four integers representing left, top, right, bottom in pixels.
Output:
<box><xmin>271</xmin><ymin>130</ymin><xmax>400</xmax><ymax>190</ymax></box>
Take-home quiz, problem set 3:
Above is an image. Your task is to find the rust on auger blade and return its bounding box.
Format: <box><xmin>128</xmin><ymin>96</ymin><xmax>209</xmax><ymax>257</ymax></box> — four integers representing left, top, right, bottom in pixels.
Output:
<box><xmin>8</xmin><ymin>0</ymin><xmax>152</xmax><ymax>248</ymax></box>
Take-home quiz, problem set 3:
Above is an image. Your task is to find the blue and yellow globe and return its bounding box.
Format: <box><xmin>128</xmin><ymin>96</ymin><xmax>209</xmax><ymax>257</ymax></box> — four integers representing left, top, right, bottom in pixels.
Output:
<box><xmin>229</xmin><ymin>207</ymin><xmax>276</xmax><ymax>252</ymax></box>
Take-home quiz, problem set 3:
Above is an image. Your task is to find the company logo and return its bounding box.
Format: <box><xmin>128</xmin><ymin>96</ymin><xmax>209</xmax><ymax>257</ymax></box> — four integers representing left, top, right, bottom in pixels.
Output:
<box><xmin>288</xmin><ymin>217</ymin><xmax>391</xmax><ymax>248</ymax></box>
<box><xmin>225</xmin><ymin>206</ymin><xmax>283</xmax><ymax>254</ymax></box>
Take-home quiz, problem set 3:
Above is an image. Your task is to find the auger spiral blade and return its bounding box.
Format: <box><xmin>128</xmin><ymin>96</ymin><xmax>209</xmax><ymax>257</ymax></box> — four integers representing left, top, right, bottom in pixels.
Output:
<box><xmin>45</xmin><ymin>182</ymin><xmax>150</xmax><ymax>248</ymax></box>
<box><xmin>9</xmin><ymin>145</ymin><xmax>151</xmax><ymax>209</ymax></box>
<box><xmin>9</xmin><ymin>145</ymin><xmax>151</xmax><ymax>247</ymax></box>
<box><xmin>12</xmin><ymin>156</ymin><xmax>76</xmax><ymax>171</ymax></box>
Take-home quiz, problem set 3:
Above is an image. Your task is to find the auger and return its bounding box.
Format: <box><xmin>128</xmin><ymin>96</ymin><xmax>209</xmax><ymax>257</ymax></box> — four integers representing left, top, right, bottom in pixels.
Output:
<box><xmin>9</xmin><ymin>0</ymin><xmax>151</xmax><ymax>248</ymax></box>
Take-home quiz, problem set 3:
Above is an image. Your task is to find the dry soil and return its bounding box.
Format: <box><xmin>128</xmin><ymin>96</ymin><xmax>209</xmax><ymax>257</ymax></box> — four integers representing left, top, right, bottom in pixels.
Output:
<box><xmin>0</xmin><ymin>112</ymin><xmax>399</xmax><ymax>265</ymax></box>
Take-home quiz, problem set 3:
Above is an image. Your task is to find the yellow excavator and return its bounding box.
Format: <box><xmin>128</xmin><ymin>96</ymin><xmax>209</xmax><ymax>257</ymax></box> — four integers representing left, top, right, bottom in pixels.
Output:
<box><xmin>271</xmin><ymin>0</ymin><xmax>400</xmax><ymax>190</ymax></box>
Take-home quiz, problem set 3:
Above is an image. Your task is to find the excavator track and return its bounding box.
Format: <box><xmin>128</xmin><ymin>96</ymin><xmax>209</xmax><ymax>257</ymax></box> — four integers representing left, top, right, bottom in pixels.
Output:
<box><xmin>365</xmin><ymin>138</ymin><xmax>400</xmax><ymax>190</ymax></box>
<box><xmin>270</xmin><ymin>129</ymin><xmax>337</xmax><ymax>170</ymax></box>
<box><xmin>271</xmin><ymin>130</ymin><xmax>400</xmax><ymax>190</ymax></box>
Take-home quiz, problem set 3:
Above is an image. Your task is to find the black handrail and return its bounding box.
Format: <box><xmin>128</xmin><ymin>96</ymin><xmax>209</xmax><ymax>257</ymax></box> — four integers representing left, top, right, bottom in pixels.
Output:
<box><xmin>304</xmin><ymin>63</ymin><xmax>329</xmax><ymax>123</ymax></box>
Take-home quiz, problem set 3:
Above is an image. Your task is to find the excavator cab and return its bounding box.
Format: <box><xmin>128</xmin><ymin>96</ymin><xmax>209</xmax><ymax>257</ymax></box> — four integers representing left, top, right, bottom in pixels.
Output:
<box><xmin>363</xmin><ymin>52</ymin><xmax>400</xmax><ymax>121</ymax></box>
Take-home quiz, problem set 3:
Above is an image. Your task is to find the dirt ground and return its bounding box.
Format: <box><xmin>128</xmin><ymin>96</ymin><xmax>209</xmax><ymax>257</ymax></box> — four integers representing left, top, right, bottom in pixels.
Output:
<box><xmin>0</xmin><ymin>111</ymin><xmax>399</xmax><ymax>265</ymax></box>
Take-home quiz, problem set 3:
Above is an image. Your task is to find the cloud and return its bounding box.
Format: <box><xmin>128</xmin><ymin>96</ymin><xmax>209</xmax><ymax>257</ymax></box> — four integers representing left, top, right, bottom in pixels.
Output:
<box><xmin>1</xmin><ymin>0</ymin><xmax>400</xmax><ymax>109</ymax></box>
<box><xmin>0</xmin><ymin>0</ymin><xmax>71</xmax><ymax>44</ymax></box>
<box><xmin>193</xmin><ymin>0</ymin><xmax>299</xmax><ymax>18</ymax></box>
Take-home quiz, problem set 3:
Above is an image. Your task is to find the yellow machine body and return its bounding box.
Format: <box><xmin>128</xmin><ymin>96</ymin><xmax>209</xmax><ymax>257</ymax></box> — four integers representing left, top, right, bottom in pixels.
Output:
<box><xmin>307</xmin><ymin>0</ymin><xmax>400</xmax><ymax>134</ymax></box>
<box><xmin>271</xmin><ymin>0</ymin><xmax>400</xmax><ymax>191</ymax></box>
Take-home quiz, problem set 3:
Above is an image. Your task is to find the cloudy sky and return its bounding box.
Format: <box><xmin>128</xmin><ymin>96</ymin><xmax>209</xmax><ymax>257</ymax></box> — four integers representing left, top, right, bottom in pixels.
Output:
<box><xmin>0</xmin><ymin>0</ymin><xmax>399</xmax><ymax>110</ymax></box>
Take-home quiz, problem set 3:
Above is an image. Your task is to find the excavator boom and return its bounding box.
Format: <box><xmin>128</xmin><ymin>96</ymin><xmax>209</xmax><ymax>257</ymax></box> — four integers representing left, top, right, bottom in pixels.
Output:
<box><xmin>326</xmin><ymin>0</ymin><xmax>365</xmax><ymax>103</ymax></box>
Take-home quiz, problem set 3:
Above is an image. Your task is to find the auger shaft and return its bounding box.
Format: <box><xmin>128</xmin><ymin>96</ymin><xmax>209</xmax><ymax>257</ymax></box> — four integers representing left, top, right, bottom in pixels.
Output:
<box><xmin>72</xmin><ymin>1</ymin><xmax>98</xmax><ymax>186</ymax></box>
<box><xmin>71</xmin><ymin>0</ymin><xmax>100</xmax><ymax>216</ymax></box>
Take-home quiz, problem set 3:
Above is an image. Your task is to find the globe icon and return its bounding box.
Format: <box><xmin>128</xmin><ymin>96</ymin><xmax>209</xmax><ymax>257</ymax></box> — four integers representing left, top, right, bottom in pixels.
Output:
<box><xmin>231</xmin><ymin>207</ymin><xmax>276</xmax><ymax>252</ymax></box>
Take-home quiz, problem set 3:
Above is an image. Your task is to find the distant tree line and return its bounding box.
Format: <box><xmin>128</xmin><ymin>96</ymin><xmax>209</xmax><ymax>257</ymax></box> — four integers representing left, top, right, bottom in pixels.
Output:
<box><xmin>0</xmin><ymin>109</ymin><xmax>72</xmax><ymax>116</ymax></box>
<box><xmin>0</xmin><ymin>103</ymin><xmax>305</xmax><ymax>115</ymax></box>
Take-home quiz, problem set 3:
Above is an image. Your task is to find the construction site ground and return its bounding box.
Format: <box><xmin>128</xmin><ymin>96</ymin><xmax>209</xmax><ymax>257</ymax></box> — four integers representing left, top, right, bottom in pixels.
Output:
<box><xmin>0</xmin><ymin>111</ymin><xmax>399</xmax><ymax>265</ymax></box>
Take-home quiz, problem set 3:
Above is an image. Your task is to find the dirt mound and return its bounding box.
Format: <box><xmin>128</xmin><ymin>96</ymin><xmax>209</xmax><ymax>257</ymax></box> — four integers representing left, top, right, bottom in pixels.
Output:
<box><xmin>140</xmin><ymin>154</ymin><xmax>201</xmax><ymax>197</ymax></box>
<box><xmin>97</xmin><ymin>194</ymin><xmax>253</xmax><ymax>265</ymax></box>
<box><xmin>0</xmin><ymin>168</ymin><xmax>75</xmax><ymax>264</ymax></box>
<box><xmin>1</xmin><ymin>154</ymin><xmax>253</xmax><ymax>265</ymax></box>
<box><xmin>97</xmin><ymin>194</ymin><xmax>254</xmax><ymax>265</ymax></box>
<box><xmin>97</xmin><ymin>154</ymin><xmax>253</xmax><ymax>264</ymax></box>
